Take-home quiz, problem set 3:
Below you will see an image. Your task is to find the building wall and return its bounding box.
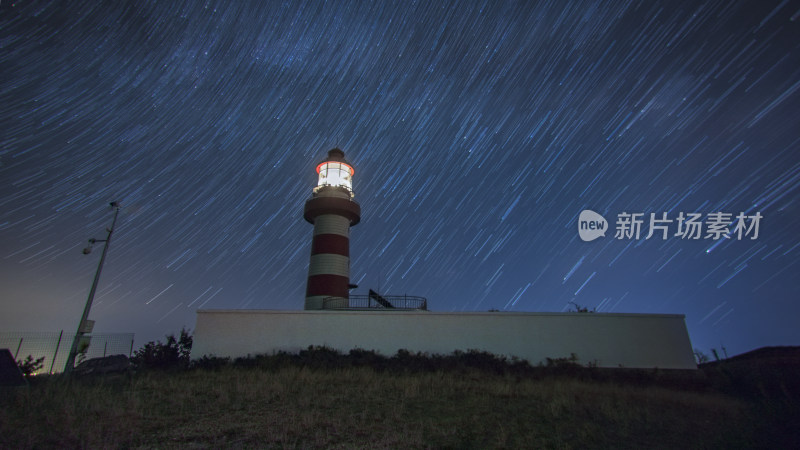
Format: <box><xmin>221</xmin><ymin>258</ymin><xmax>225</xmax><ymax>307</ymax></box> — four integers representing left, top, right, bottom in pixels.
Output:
<box><xmin>192</xmin><ymin>310</ymin><xmax>696</xmax><ymax>369</ymax></box>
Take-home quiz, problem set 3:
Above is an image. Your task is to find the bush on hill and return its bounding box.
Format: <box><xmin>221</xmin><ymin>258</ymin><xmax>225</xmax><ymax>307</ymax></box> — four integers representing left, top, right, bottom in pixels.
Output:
<box><xmin>130</xmin><ymin>328</ymin><xmax>192</xmax><ymax>370</ymax></box>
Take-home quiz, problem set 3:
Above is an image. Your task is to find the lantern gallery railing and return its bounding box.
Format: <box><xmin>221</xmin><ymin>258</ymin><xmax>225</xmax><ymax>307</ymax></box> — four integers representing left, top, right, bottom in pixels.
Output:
<box><xmin>322</xmin><ymin>295</ymin><xmax>428</xmax><ymax>311</ymax></box>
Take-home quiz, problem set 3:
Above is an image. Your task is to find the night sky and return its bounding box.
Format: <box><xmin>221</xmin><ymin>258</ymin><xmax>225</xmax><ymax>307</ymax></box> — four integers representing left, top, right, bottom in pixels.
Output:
<box><xmin>2</xmin><ymin>0</ymin><xmax>798</xmax><ymax>358</ymax></box>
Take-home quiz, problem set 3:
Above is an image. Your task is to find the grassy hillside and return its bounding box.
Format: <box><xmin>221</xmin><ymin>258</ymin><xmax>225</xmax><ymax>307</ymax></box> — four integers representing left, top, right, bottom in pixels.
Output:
<box><xmin>1</xmin><ymin>348</ymin><xmax>797</xmax><ymax>448</ymax></box>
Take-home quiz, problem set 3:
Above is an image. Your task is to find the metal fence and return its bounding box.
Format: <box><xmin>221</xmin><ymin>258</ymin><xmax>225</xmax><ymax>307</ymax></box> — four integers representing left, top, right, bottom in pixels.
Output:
<box><xmin>0</xmin><ymin>331</ymin><xmax>135</xmax><ymax>375</ymax></box>
<box><xmin>323</xmin><ymin>294</ymin><xmax>428</xmax><ymax>310</ymax></box>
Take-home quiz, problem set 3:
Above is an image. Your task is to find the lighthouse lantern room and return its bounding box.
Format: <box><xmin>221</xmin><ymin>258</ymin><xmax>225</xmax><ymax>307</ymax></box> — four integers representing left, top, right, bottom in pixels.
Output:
<box><xmin>315</xmin><ymin>158</ymin><xmax>354</xmax><ymax>195</ymax></box>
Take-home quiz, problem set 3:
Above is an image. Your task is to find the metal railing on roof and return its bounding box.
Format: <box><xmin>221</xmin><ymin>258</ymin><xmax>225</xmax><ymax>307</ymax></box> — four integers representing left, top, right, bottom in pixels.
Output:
<box><xmin>322</xmin><ymin>294</ymin><xmax>428</xmax><ymax>311</ymax></box>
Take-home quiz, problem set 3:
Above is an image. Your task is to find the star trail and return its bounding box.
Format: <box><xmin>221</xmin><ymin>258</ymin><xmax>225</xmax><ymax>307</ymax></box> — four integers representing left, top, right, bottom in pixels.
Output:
<box><xmin>1</xmin><ymin>0</ymin><xmax>798</xmax><ymax>356</ymax></box>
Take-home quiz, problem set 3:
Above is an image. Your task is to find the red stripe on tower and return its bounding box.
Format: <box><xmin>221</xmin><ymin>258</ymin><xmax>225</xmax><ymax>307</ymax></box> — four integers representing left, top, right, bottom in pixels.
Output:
<box><xmin>310</xmin><ymin>233</ymin><xmax>350</xmax><ymax>256</ymax></box>
<box><xmin>306</xmin><ymin>274</ymin><xmax>350</xmax><ymax>298</ymax></box>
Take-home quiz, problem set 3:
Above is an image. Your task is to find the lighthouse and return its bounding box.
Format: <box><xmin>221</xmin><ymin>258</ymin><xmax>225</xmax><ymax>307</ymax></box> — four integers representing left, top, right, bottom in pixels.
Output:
<box><xmin>303</xmin><ymin>149</ymin><xmax>361</xmax><ymax>310</ymax></box>
<box><xmin>194</xmin><ymin>152</ymin><xmax>696</xmax><ymax>371</ymax></box>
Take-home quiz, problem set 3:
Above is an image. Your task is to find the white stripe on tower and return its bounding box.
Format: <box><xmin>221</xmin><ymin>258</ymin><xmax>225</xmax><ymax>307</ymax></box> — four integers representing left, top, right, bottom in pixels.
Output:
<box><xmin>313</xmin><ymin>214</ymin><xmax>350</xmax><ymax>237</ymax></box>
<box><xmin>308</xmin><ymin>254</ymin><xmax>349</xmax><ymax>276</ymax></box>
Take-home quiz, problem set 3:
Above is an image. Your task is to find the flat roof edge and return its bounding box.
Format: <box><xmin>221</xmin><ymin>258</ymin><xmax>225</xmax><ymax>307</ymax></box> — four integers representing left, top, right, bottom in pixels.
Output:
<box><xmin>196</xmin><ymin>309</ymin><xmax>686</xmax><ymax>319</ymax></box>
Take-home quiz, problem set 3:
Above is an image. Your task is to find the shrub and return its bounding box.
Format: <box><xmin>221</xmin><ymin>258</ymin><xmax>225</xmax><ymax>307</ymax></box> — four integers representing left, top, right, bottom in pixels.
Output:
<box><xmin>17</xmin><ymin>355</ymin><xmax>45</xmax><ymax>377</ymax></box>
<box><xmin>545</xmin><ymin>353</ymin><xmax>580</xmax><ymax>368</ymax></box>
<box><xmin>694</xmin><ymin>348</ymin><xmax>710</xmax><ymax>364</ymax></box>
<box><xmin>131</xmin><ymin>328</ymin><xmax>192</xmax><ymax>370</ymax></box>
<box><xmin>191</xmin><ymin>355</ymin><xmax>230</xmax><ymax>371</ymax></box>
<box><xmin>347</xmin><ymin>348</ymin><xmax>386</xmax><ymax>369</ymax></box>
<box><xmin>298</xmin><ymin>346</ymin><xmax>346</xmax><ymax>369</ymax></box>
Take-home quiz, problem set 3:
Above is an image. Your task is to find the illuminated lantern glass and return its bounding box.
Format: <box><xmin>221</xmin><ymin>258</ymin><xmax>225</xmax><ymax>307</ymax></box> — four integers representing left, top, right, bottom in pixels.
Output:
<box><xmin>316</xmin><ymin>161</ymin><xmax>354</xmax><ymax>193</ymax></box>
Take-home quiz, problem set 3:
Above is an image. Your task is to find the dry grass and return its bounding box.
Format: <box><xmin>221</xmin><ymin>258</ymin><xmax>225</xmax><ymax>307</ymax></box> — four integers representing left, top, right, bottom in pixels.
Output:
<box><xmin>0</xmin><ymin>365</ymin><xmax>764</xmax><ymax>449</ymax></box>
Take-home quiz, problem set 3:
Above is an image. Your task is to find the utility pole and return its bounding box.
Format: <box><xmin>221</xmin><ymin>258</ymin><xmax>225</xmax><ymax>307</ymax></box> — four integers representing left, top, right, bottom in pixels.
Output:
<box><xmin>63</xmin><ymin>202</ymin><xmax>120</xmax><ymax>374</ymax></box>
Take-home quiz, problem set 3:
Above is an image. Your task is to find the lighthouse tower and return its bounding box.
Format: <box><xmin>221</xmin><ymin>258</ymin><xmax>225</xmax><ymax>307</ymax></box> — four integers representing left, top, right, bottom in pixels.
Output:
<box><xmin>303</xmin><ymin>149</ymin><xmax>361</xmax><ymax>310</ymax></box>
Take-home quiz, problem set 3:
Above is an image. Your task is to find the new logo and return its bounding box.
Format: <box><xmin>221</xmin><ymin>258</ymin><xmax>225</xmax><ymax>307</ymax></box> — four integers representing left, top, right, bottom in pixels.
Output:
<box><xmin>578</xmin><ymin>210</ymin><xmax>607</xmax><ymax>242</ymax></box>
<box><xmin>578</xmin><ymin>209</ymin><xmax>762</xmax><ymax>242</ymax></box>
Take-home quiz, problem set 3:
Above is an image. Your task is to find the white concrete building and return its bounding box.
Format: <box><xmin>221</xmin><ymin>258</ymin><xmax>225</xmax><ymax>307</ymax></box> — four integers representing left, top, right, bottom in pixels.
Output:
<box><xmin>192</xmin><ymin>309</ymin><xmax>696</xmax><ymax>369</ymax></box>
